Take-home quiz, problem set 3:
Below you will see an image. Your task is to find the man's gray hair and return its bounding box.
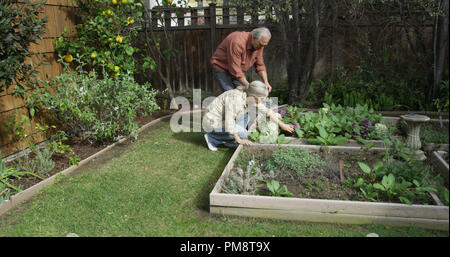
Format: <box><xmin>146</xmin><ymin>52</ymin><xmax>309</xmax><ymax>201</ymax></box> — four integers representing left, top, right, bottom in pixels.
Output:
<box><xmin>251</xmin><ymin>27</ymin><xmax>271</xmax><ymax>41</ymax></box>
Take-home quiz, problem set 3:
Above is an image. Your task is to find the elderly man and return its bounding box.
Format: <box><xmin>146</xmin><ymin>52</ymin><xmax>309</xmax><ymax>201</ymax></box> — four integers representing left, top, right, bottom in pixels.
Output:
<box><xmin>210</xmin><ymin>27</ymin><xmax>272</xmax><ymax>93</ymax></box>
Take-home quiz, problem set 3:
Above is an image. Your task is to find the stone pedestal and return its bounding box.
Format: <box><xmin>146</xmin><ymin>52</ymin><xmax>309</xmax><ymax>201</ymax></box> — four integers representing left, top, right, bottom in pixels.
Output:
<box><xmin>400</xmin><ymin>114</ymin><xmax>430</xmax><ymax>160</ymax></box>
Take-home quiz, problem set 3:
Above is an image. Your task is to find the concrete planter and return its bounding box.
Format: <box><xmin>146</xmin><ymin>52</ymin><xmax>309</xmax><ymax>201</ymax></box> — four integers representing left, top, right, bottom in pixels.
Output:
<box><xmin>210</xmin><ymin>144</ymin><xmax>449</xmax><ymax>231</ymax></box>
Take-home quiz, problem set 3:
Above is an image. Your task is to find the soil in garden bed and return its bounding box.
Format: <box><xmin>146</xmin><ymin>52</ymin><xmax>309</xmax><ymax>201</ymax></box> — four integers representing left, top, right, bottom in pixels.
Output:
<box><xmin>5</xmin><ymin>109</ymin><xmax>176</xmax><ymax>195</ymax></box>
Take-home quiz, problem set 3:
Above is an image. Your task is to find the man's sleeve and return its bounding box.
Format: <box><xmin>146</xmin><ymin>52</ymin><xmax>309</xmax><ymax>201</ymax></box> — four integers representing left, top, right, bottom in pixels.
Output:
<box><xmin>254</xmin><ymin>49</ymin><xmax>267</xmax><ymax>73</ymax></box>
<box><xmin>226</xmin><ymin>41</ymin><xmax>245</xmax><ymax>79</ymax></box>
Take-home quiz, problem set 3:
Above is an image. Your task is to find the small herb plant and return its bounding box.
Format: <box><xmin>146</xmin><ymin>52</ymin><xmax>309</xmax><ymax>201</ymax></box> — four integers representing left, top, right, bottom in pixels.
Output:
<box><xmin>265</xmin><ymin>147</ymin><xmax>324</xmax><ymax>177</ymax></box>
<box><xmin>222</xmin><ymin>159</ymin><xmax>274</xmax><ymax>195</ymax></box>
<box><xmin>1</xmin><ymin>151</ymin><xmax>43</xmax><ymax>204</ymax></box>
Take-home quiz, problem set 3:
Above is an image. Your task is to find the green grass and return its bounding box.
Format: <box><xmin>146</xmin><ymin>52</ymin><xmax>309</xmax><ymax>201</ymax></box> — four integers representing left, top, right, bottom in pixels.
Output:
<box><xmin>0</xmin><ymin>120</ymin><xmax>448</xmax><ymax>237</ymax></box>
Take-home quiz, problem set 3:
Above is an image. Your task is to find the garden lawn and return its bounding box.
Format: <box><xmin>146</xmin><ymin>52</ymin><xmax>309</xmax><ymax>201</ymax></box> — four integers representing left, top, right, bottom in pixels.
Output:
<box><xmin>0</xmin><ymin>119</ymin><xmax>447</xmax><ymax>237</ymax></box>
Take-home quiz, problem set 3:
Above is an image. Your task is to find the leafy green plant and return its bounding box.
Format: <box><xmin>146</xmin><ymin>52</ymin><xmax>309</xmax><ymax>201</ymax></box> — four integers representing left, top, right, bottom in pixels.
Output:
<box><xmin>265</xmin><ymin>180</ymin><xmax>294</xmax><ymax>197</ymax></box>
<box><xmin>69</xmin><ymin>154</ymin><xmax>81</xmax><ymax>166</ymax></box>
<box><xmin>17</xmin><ymin>146</ymin><xmax>55</xmax><ymax>176</ymax></box>
<box><xmin>420</xmin><ymin>124</ymin><xmax>449</xmax><ymax>145</ymax></box>
<box><xmin>265</xmin><ymin>147</ymin><xmax>324</xmax><ymax>177</ymax></box>
<box><xmin>307</xmin><ymin>125</ymin><xmax>348</xmax><ymax>146</ymax></box>
<box><xmin>1</xmin><ymin>151</ymin><xmax>43</xmax><ymax>203</ymax></box>
<box><xmin>32</xmin><ymin>58</ymin><xmax>159</xmax><ymax>142</ymax></box>
<box><xmin>351</xmin><ymin>138</ymin><xmax>444</xmax><ymax>205</ymax></box>
<box><xmin>222</xmin><ymin>159</ymin><xmax>274</xmax><ymax>195</ymax></box>
<box><xmin>282</xmin><ymin>103</ymin><xmax>386</xmax><ymax>145</ymax></box>
<box><xmin>248</xmin><ymin>131</ymin><xmax>260</xmax><ymax>142</ymax></box>
<box><xmin>0</xmin><ymin>0</ymin><xmax>47</xmax><ymax>95</ymax></box>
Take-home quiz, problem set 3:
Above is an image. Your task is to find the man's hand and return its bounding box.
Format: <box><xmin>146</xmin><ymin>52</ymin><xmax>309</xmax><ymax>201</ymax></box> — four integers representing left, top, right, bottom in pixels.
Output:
<box><xmin>265</xmin><ymin>82</ymin><xmax>272</xmax><ymax>93</ymax></box>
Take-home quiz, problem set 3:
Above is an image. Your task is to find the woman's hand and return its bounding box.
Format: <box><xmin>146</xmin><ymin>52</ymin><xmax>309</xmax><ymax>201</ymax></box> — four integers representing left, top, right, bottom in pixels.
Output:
<box><xmin>237</xmin><ymin>138</ymin><xmax>253</xmax><ymax>146</ymax></box>
<box><xmin>279</xmin><ymin>123</ymin><xmax>295</xmax><ymax>134</ymax></box>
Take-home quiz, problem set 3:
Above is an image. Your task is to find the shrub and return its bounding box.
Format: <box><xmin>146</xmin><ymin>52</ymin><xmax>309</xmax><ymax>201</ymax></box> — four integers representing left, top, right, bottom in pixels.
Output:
<box><xmin>0</xmin><ymin>0</ymin><xmax>47</xmax><ymax>95</ymax></box>
<box><xmin>32</xmin><ymin>61</ymin><xmax>159</xmax><ymax>142</ymax></box>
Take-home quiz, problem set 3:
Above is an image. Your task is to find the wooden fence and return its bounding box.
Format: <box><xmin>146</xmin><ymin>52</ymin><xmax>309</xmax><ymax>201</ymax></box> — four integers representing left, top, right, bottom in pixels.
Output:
<box><xmin>0</xmin><ymin>1</ymin><xmax>440</xmax><ymax>158</ymax></box>
<box><xmin>140</xmin><ymin>2</ymin><xmax>437</xmax><ymax>94</ymax></box>
<box><xmin>0</xmin><ymin>0</ymin><xmax>77</xmax><ymax>157</ymax></box>
<box><xmin>141</xmin><ymin>3</ymin><xmax>281</xmax><ymax>94</ymax></box>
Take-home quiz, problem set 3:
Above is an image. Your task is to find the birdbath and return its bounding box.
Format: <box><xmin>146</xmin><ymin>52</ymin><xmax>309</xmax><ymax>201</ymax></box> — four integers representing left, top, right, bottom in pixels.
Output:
<box><xmin>401</xmin><ymin>114</ymin><xmax>430</xmax><ymax>160</ymax></box>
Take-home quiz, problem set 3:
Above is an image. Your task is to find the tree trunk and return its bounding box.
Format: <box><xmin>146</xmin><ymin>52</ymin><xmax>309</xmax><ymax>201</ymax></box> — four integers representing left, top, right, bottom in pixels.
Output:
<box><xmin>431</xmin><ymin>0</ymin><xmax>449</xmax><ymax>103</ymax></box>
<box><xmin>287</xmin><ymin>0</ymin><xmax>301</xmax><ymax>105</ymax></box>
<box><xmin>298</xmin><ymin>0</ymin><xmax>321</xmax><ymax>104</ymax></box>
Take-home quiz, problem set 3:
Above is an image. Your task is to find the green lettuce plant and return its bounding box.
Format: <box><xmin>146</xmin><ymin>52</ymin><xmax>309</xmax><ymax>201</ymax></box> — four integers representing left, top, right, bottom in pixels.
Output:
<box><xmin>265</xmin><ymin>180</ymin><xmax>294</xmax><ymax>197</ymax></box>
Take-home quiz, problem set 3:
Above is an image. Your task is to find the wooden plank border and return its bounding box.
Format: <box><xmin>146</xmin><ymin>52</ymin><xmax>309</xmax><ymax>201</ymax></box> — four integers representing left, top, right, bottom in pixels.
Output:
<box><xmin>209</xmin><ymin>144</ymin><xmax>449</xmax><ymax>231</ymax></box>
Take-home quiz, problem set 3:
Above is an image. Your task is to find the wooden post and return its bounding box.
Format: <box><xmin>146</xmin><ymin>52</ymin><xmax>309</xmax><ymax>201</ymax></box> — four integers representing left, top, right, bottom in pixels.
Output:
<box><xmin>237</xmin><ymin>6</ymin><xmax>244</xmax><ymax>25</ymax></box>
<box><xmin>191</xmin><ymin>8</ymin><xmax>198</xmax><ymax>26</ymax></box>
<box><xmin>151</xmin><ymin>9</ymin><xmax>159</xmax><ymax>30</ymax></box>
<box><xmin>209</xmin><ymin>3</ymin><xmax>217</xmax><ymax>93</ymax></box>
<box><xmin>223</xmin><ymin>0</ymin><xmax>230</xmax><ymax>25</ymax></box>
<box><xmin>177</xmin><ymin>8</ymin><xmax>185</xmax><ymax>27</ymax></box>
<box><xmin>164</xmin><ymin>9</ymin><xmax>171</xmax><ymax>28</ymax></box>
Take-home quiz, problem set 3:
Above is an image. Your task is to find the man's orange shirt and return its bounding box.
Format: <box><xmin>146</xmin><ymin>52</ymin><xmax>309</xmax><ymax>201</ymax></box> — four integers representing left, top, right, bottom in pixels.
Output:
<box><xmin>210</xmin><ymin>31</ymin><xmax>266</xmax><ymax>79</ymax></box>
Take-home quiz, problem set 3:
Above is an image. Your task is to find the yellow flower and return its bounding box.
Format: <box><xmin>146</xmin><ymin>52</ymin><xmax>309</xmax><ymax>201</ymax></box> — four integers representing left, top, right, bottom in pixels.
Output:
<box><xmin>90</xmin><ymin>52</ymin><xmax>98</xmax><ymax>59</ymax></box>
<box><xmin>114</xmin><ymin>72</ymin><xmax>119</xmax><ymax>77</ymax></box>
<box><xmin>168</xmin><ymin>0</ymin><xmax>173</xmax><ymax>5</ymax></box>
<box><xmin>114</xmin><ymin>66</ymin><xmax>120</xmax><ymax>72</ymax></box>
<box><xmin>115</xmin><ymin>35</ymin><xmax>123</xmax><ymax>43</ymax></box>
<box><xmin>64</xmin><ymin>53</ymin><xmax>73</xmax><ymax>63</ymax></box>
<box><xmin>107</xmin><ymin>9</ymin><xmax>112</xmax><ymax>15</ymax></box>
<box><xmin>112</xmin><ymin>0</ymin><xmax>118</xmax><ymax>4</ymax></box>
<box><xmin>127</xmin><ymin>17</ymin><xmax>134</xmax><ymax>24</ymax></box>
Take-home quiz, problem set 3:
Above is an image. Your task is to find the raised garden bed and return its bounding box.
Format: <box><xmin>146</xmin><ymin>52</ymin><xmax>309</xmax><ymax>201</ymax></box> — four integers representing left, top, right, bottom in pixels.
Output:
<box><xmin>210</xmin><ymin>144</ymin><xmax>449</xmax><ymax>231</ymax></box>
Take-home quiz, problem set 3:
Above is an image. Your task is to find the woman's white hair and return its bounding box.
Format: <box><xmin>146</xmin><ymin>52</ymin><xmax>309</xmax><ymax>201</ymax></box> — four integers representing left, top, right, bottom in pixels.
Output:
<box><xmin>251</xmin><ymin>27</ymin><xmax>271</xmax><ymax>41</ymax></box>
<box><xmin>237</xmin><ymin>80</ymin><xmax>268</xmax><ymax>98</ymax></box>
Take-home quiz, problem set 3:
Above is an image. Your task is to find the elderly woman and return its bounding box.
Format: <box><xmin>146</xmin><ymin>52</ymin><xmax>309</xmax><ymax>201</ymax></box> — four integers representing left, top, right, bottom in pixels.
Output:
<box><xmin>203</xmin><ymin>80</ymin><xmax>294</xmax><ymax>151</ymax></box>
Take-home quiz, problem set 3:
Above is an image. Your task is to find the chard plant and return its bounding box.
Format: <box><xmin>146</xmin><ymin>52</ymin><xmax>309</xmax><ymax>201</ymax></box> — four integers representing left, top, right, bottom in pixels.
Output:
<box><xmin>265</xmin><ymin>180</ymin><xmax>294</xmax><ymax>197</ymax></box>
<box><xmin>352</xmin><ymin>138</ymin><xmax>445</xmax><ymax>205</ymax></box>
<box><xmin>282</xmin><ymin>103</ymin><xmax>388</xmax><ymax>146</ymax></box>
